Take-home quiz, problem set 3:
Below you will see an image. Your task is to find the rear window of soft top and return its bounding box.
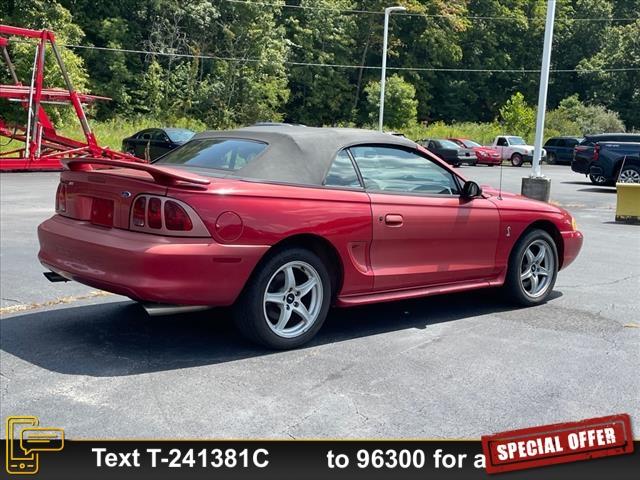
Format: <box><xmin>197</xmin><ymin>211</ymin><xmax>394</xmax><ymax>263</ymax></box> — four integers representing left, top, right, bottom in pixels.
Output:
<box><xmin>154</xmin><ymin>138</ymin><xmax>268</xmax><ymax>171</ymax></box>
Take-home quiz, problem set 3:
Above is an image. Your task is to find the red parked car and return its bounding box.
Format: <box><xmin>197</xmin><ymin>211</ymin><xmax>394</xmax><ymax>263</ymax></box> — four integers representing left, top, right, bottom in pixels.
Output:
<box><xmin>449</xmin><ymin>138</ymin><xmax>502</xmax><ymax>165</ymax></box>
<box><xmin>38</xmin><ymin>126</ymin><xmax>583</xmax><ymax>349</ymax></box>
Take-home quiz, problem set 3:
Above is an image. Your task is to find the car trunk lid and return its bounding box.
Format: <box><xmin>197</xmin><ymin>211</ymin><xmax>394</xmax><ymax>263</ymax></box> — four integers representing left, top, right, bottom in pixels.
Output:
<box><xmin>58</xmin><ymin>158</ymin><xmax>211</xmax><ymax>230</ymax></box>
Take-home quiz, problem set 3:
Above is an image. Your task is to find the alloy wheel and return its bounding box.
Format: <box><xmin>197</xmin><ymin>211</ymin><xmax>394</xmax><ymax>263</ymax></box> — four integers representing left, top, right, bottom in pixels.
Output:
<box><xmin>619</xmin><ymin>168</ymin><xmax>640</xmax><ymax>183</ymax></box>
<box><xmin>519</xmin><ymin>240</ymin><xmax>555</xmax><ymax>298</ymax></box>
<box><xmin>589</xmin><ymin>174</ymin><xmax>607</xmax><ymax>185</ymax></box>
<box><xmin>263</xmin><ymin>261</ymin><xmax>323</xmax><ymax>338</ymax></box>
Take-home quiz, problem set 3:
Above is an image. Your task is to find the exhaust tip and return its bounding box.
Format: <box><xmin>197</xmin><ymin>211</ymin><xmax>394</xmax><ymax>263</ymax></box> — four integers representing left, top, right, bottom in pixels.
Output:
<box><xmin>43</xmin><ymin>271</ymin><xmax>70</xmax><ymax>283</ymax></box>
<box><xmin>141</xmin><ymin>303</ymin><xmax>211</xmax><ymax>316</ymax></box>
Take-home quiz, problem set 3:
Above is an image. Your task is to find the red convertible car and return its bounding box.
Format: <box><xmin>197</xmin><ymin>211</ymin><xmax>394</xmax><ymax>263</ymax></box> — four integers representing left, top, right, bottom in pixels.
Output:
<box><xmin>38</xmin><ymin>126</ymin><xmax>583</xmax><ymax>349</ymax></box>
<box><xmin>449</xmin><ymin>138</ymin><xmax>502</xmax><ymax>166</ymax></box>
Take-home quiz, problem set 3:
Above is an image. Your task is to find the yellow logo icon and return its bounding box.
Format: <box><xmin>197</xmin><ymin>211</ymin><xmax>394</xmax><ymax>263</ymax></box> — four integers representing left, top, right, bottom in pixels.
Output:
<box><xmin>6</xmin><ymin>416</ymin><xmax>64</xmax><ymax>475</ymax></box>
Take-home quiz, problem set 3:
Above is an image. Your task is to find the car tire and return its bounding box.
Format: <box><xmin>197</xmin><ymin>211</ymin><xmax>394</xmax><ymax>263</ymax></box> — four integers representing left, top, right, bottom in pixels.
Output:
<box><xmin>511</xmin><ymin>153</ymin><xmax>524</xmax><ymax>167</ymax></box>
<box><xmin>233</xmin><ymin>248</ymin><xmax>331</xmax><ymax>349</ymax></box>
<box><xmin>503</xmin><ymin>229</ymin><xmax>558</xmax><ymax>307</ymax></box>
<box><xmin>618</xmin><ymin>165</ymin><xmax>640</xmax><ymax>183</ymax></box>
<box><xmin>547</xmin><ymin>153</ymin><xmax>556</xmax><ymax>165</ymax></box>
<box><xmin>589</xmin><ymin>173</ymin><xmax>608</xmax><ymax>185</ymax></box>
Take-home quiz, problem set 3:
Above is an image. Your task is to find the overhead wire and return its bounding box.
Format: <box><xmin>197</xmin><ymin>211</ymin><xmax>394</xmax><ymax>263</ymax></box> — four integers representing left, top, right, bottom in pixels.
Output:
<box><xmin>222</xmin><ymin>0</ymin><xmax>640</xmax><ymax>22</ymax></box>
<box><xmin>59</xmin><ymin>43</ymin><xmax>640</xmax><ymax>74</ymax></box>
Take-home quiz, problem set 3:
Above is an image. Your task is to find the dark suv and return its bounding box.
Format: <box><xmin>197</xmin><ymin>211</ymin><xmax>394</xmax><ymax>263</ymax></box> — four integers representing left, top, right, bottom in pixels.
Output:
<box><xmin>544</xmin><ymin>136</ymin><xmax>582</xmax><ymax>164</ymax></box>
<box><xmin>572</xmin><ymin>133</ymin><xmax>640</xmax><ymax>184</ymax></box>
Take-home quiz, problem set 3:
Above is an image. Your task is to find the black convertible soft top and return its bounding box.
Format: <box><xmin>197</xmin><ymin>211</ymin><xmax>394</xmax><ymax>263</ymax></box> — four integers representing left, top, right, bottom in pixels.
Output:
<box><xmin>191</xmin><ymin>125</ymin><xmax>418</xmax><ymax>186</ymax></box>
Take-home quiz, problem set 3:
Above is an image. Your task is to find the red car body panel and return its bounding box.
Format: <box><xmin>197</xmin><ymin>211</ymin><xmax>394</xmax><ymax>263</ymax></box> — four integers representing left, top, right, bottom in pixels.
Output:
<box><xmin>39</xmin><ymin>214</ymin><xmax>268</xmax><ymax>305</ymax></box>
<box><xmin>449</xmin><ymin>138</ymin><xmax>502</xmax><ymax>165</ymax></box>
<box><xmin>38</xmin><ymin>138</ymin><xmax>583</xmax><ymax>309</ymax></box>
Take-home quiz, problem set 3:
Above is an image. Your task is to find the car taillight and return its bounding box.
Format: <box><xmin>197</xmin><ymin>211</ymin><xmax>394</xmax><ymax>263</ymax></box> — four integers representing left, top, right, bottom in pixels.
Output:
<box><xmin>148</xmin><ymin>197</ymin><xmax>163</xmax><ymax>229</ymax></box>
<box><xmin>593</xmin><ymin>144</ymin><xmax>600</xmax><ymax>161</ymax></box>
<box><xmin>132</xmin><ymin>196</ymin><xmax>146</xmax><ymax>227</ymax></box>
<box><xmin>164</xmin><ymin>200</ymin><xmax>193</xmax><ymax>231</ymax></box>
<box><xmin>90</xmin><ymin>198</ymin><xmax>114</xmax><ymax>227</ymax></box>
<box><xmin>55</xmin><ymin>183</ymin><xmax>67</xmax><ymax>212</ymax></box>
<box><xmin>129</xmin><ymin>195</ymin><xmax>210</xmax><ymax>237</ymax></box>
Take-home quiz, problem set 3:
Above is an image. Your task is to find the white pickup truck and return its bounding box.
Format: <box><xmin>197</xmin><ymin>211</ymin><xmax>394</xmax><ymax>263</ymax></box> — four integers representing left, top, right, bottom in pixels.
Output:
<box><xmin>491</xmin><ymin>136</ymin><xmax>546</xmax><ymax>167</ymax></box>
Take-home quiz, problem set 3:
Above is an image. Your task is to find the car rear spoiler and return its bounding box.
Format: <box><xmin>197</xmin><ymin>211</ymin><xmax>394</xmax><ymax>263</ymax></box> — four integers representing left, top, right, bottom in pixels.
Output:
<box><xmin>62</xmin><ymin>158</ymin><xmax>211</xmax><ymax>187</ymax></box>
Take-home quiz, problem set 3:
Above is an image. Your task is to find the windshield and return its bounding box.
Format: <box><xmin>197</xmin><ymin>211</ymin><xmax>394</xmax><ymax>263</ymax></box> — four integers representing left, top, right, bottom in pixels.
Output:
<box><xmin>154</xmin><ymin>138</ymin><xmax>268</xmax><ymax>171</ymax></box>
<box><xmin>165</xmin><ymin>129</ymin><xmax>195</xmax><ymax>143</ymax></box>
<box><xmin>439</xmin><ymin>140</ymin><xmax>460</xmax><ymax>149</ymax></box>
<box><xmin>462</xmin><ymin>140</ymin><xmax>481</xmax><ymax>148</ymax></box>
<box><xmin>508</xmin><ymin>137</ymin><xmax>526</xmax><ymax>145</ymax></box>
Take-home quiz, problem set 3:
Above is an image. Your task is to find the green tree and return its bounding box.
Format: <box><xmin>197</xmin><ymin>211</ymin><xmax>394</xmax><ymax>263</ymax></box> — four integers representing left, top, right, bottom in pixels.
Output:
<box><xmin>578</xmin><ymin>19</ymin><xmax>640</xmax><ymax>130</ymax></box>
<box><xmin>284</xmin><ymin>0</ymin><xmax>357</xmax><ymax>126</ymax></box>
<box><xmin>499</xmin><ymin>92</ymin><xmax>536</xmax><ymax>139</ymax></box>
<box><xmin>0</xmin><ymin>0</ymin><xmax>88</xmax><ymax>125</ymax></box>
<box><xmin>364</xmin><ymin>74</ymin><xmax>418</xmax><ymax>129</ymax></box>
<box><xmin>545</xmin><ymin>95</ymin><xmax>625</xmax><ymax>136</ymax></box>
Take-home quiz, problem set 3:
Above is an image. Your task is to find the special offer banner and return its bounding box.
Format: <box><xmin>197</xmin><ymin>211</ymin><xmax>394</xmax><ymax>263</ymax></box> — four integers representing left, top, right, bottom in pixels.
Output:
<box><xmin>2</xmin><ymin>415</ymin><xmax>638</xmax><ymax>479</ymax></box>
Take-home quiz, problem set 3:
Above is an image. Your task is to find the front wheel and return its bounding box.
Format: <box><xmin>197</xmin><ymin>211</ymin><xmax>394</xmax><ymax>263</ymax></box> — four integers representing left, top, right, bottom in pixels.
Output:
<box><xmin>511</xmin><ymin>153</ymin><xmax>524</xmax><ymax>167</ymax></box>
<box><xmin>546</xmin><ymin>153</ymin><xmax>556</xmax><ymax>165</ymax></box>
<box><xmin>503</xmin><ymin>229</ymin><xmax>558</xmax><ymax>306</ymax></box>
<box><xmin>233</xmin><ymin>248</ymin><xmax>331</xmax><ymax>349</ymax></box>
<box><xmin>618</xmin><ymin>165</ymin><xmax>640</xmax><ymax>183</ymax></box>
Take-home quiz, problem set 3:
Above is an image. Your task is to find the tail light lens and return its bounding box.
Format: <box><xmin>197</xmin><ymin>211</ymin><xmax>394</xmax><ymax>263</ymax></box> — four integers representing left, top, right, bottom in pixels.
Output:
<box><xmin>147</xmin><ymin>197</ymin><xmax>163</xmax><ymax>229</ymax></box>
<box><xmin>132</xmin><ymin>197</ymin><xmax>146</xmax><ymax>227</ymax></box>
<box><xmin>129</xmin><ymin>195</ymin><xmax>209</xmax><ymax>237</ymax></box>
<box><xmin>55</xmin><ymin>183</ymin><xmax>67</xmax><ymax>212</ymax></box>
<box><xmin>593</xmin><ymin>144</ymin><xmax>600</xmax><ymax>161</ymax></box>
<box><xmin>90</xmin><ymin>198</ymin><xmax>114</xmax><ymax>227</ymax></box>
<box><xmin>164</xmin><ymin>200</ymin><xmax>193</xmax><ymax>231</ymax></box>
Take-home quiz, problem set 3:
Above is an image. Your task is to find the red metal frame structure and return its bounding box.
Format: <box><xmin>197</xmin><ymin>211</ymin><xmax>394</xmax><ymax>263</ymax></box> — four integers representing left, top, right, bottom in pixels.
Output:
<box><xmin>0</xmin><ymin>24</ymin><xmax>138</xmax><ymax>170</ymax></box>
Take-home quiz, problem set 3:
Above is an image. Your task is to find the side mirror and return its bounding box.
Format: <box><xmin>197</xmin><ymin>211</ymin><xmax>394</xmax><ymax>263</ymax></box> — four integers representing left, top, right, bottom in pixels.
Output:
<box><xmin>461</xmin><ymin>181</ymin><xmax>482</xmax><ymax>199</ymax></box>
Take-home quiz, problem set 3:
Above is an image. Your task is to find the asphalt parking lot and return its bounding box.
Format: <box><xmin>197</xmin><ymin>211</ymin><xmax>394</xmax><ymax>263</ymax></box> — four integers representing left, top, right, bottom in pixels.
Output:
<box><xmin>1</xmin><ymin>165</ymin><xmax>638</xmax><ymax>439</ymax></box>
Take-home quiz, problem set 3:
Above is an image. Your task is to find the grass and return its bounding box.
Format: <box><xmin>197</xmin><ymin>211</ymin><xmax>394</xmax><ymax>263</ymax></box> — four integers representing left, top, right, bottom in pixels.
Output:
<box><xmin>399</xmin><ymin>121</ymin><xmax>528</xmax><ymax>145</ymax></box>
<box><xmin>1</xmin><ymin>116</ymin><xmax>542</xmax><ymax>156</ymax></box>
<box><xmin>0</xmin><ymin>116</ymin><xmax>207</xmax><ymax>155</ymax></box>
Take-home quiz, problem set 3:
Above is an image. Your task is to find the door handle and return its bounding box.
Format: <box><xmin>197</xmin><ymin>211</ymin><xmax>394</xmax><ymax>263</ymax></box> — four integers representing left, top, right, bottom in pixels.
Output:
<box><xmin>384</xmin><ymin>214</ymin><xmax>404</xmax><ymax>226</ymax></box>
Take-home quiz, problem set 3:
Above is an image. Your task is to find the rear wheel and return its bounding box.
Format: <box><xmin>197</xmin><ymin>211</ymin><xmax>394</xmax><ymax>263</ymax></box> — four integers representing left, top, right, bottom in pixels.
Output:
<box><xmin>511</xmin><ymin>153</ymin><xmax>524</xmax><ymax>167</ymax></box>
<box><xmin>504</xmin><ymin>229</ymin><xmax>558</xmax><ymax>306</ymax></box>
<box><xmin>589</xmin><ymin>173</ymin><xmax>607</xmax><ymax>185</ymax></box>
<box><xmin>233</xmin><ymin>248</ymin><xmax>331</xmax><ymax>349</ymax></box>
<box><xmin>618</xmin><ymin>165</ymin><xmax>640</xmax><ymax>183</ymax></box>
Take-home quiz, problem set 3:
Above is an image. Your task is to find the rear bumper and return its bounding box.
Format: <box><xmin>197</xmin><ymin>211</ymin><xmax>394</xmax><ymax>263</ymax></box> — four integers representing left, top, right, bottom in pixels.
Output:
<box><xmin>38</xmin><ymin>215</ymin><xmax>269</xmax><ymax>306</ymax></box>
<box><xmin>477</xmin><ymin>155</ymin><xmax>502</xmax><ymax>165</ymax></box>
<box><xmin>571</xmin><ymin>157</ymin><xmax>590</xmax><ymax>174</ymax></box>
<box><xmin>442</xmin><ymin>157</ymin><xmax>462</xmax><ymax>166</ymax></box>
<box><xmin>560</xmin><ymin>230</ymin><xmax>583</xmax><ymax>270</ymax></box>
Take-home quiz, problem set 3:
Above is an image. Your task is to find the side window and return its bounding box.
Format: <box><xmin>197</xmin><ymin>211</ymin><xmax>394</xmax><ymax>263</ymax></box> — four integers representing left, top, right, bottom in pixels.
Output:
<box><xmin>497</xmin><ymin>137</ymin><xmax>507</xmax><ymax>147</ymax></box>
<box><xmin>566</xmin><ymin>139</ymin><xmax>578</xmax><ymax>147</ymax></box>
<box><xmin>323</xmin><ymin>150</ymin><xmax>362</xmax><ymax>188</ymax></box>
<box><xmin>140</xmin><ymin>131</ymin><xmax>152</xmax><ymax>140</ymax></box>
<box><xmin>350</xmin><ymin>146</ymin><xmax>460</xmax><ymax>195</ymax></box>
<box><xmin>152</xmin><ymin>130</ymin><xmax>169</xmax><ymax>142</ymax></box>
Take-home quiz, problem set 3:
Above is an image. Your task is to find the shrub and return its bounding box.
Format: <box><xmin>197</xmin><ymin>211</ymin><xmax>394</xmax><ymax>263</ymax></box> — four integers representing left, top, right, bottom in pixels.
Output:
<box><xmin>364</xmin><ymin>74</ymin><xmax>418</xmax><ymax>129</ymax></box>
<box><xmin>498</xmin><ymin>92</ymin><xmax>536</xmax><ymax>141</ymax></box>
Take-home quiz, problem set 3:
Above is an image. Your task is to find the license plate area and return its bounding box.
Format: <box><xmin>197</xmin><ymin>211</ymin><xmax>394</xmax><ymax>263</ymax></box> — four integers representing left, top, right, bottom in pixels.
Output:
<box><xmin>90</xmin><ymin>198</ymin><xmax>114</xmax><ymax>227</ymax></box>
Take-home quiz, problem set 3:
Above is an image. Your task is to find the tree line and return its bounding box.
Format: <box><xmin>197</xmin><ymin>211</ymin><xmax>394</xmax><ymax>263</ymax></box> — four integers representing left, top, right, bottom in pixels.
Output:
<box><xmin>1</xmin><ymin>0</ymin><xmax>639</xmax><ymax>134</ymax></box>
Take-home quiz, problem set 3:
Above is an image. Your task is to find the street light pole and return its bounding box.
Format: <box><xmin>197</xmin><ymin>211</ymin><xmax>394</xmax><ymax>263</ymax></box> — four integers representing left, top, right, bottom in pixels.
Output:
<box><xmin>379</xmin><ymin>6</ymin><xmax>406</xmax><ymax>132</ymax></box>
<box><xmin>521</xmin><ymin>0</ymin><xmax>555</xmax><ymax>202</ymax></box>
<box><xmin>532</xmin><ymin>0</ymin><xmax>556</xmax><ymax>177</ymax></box>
